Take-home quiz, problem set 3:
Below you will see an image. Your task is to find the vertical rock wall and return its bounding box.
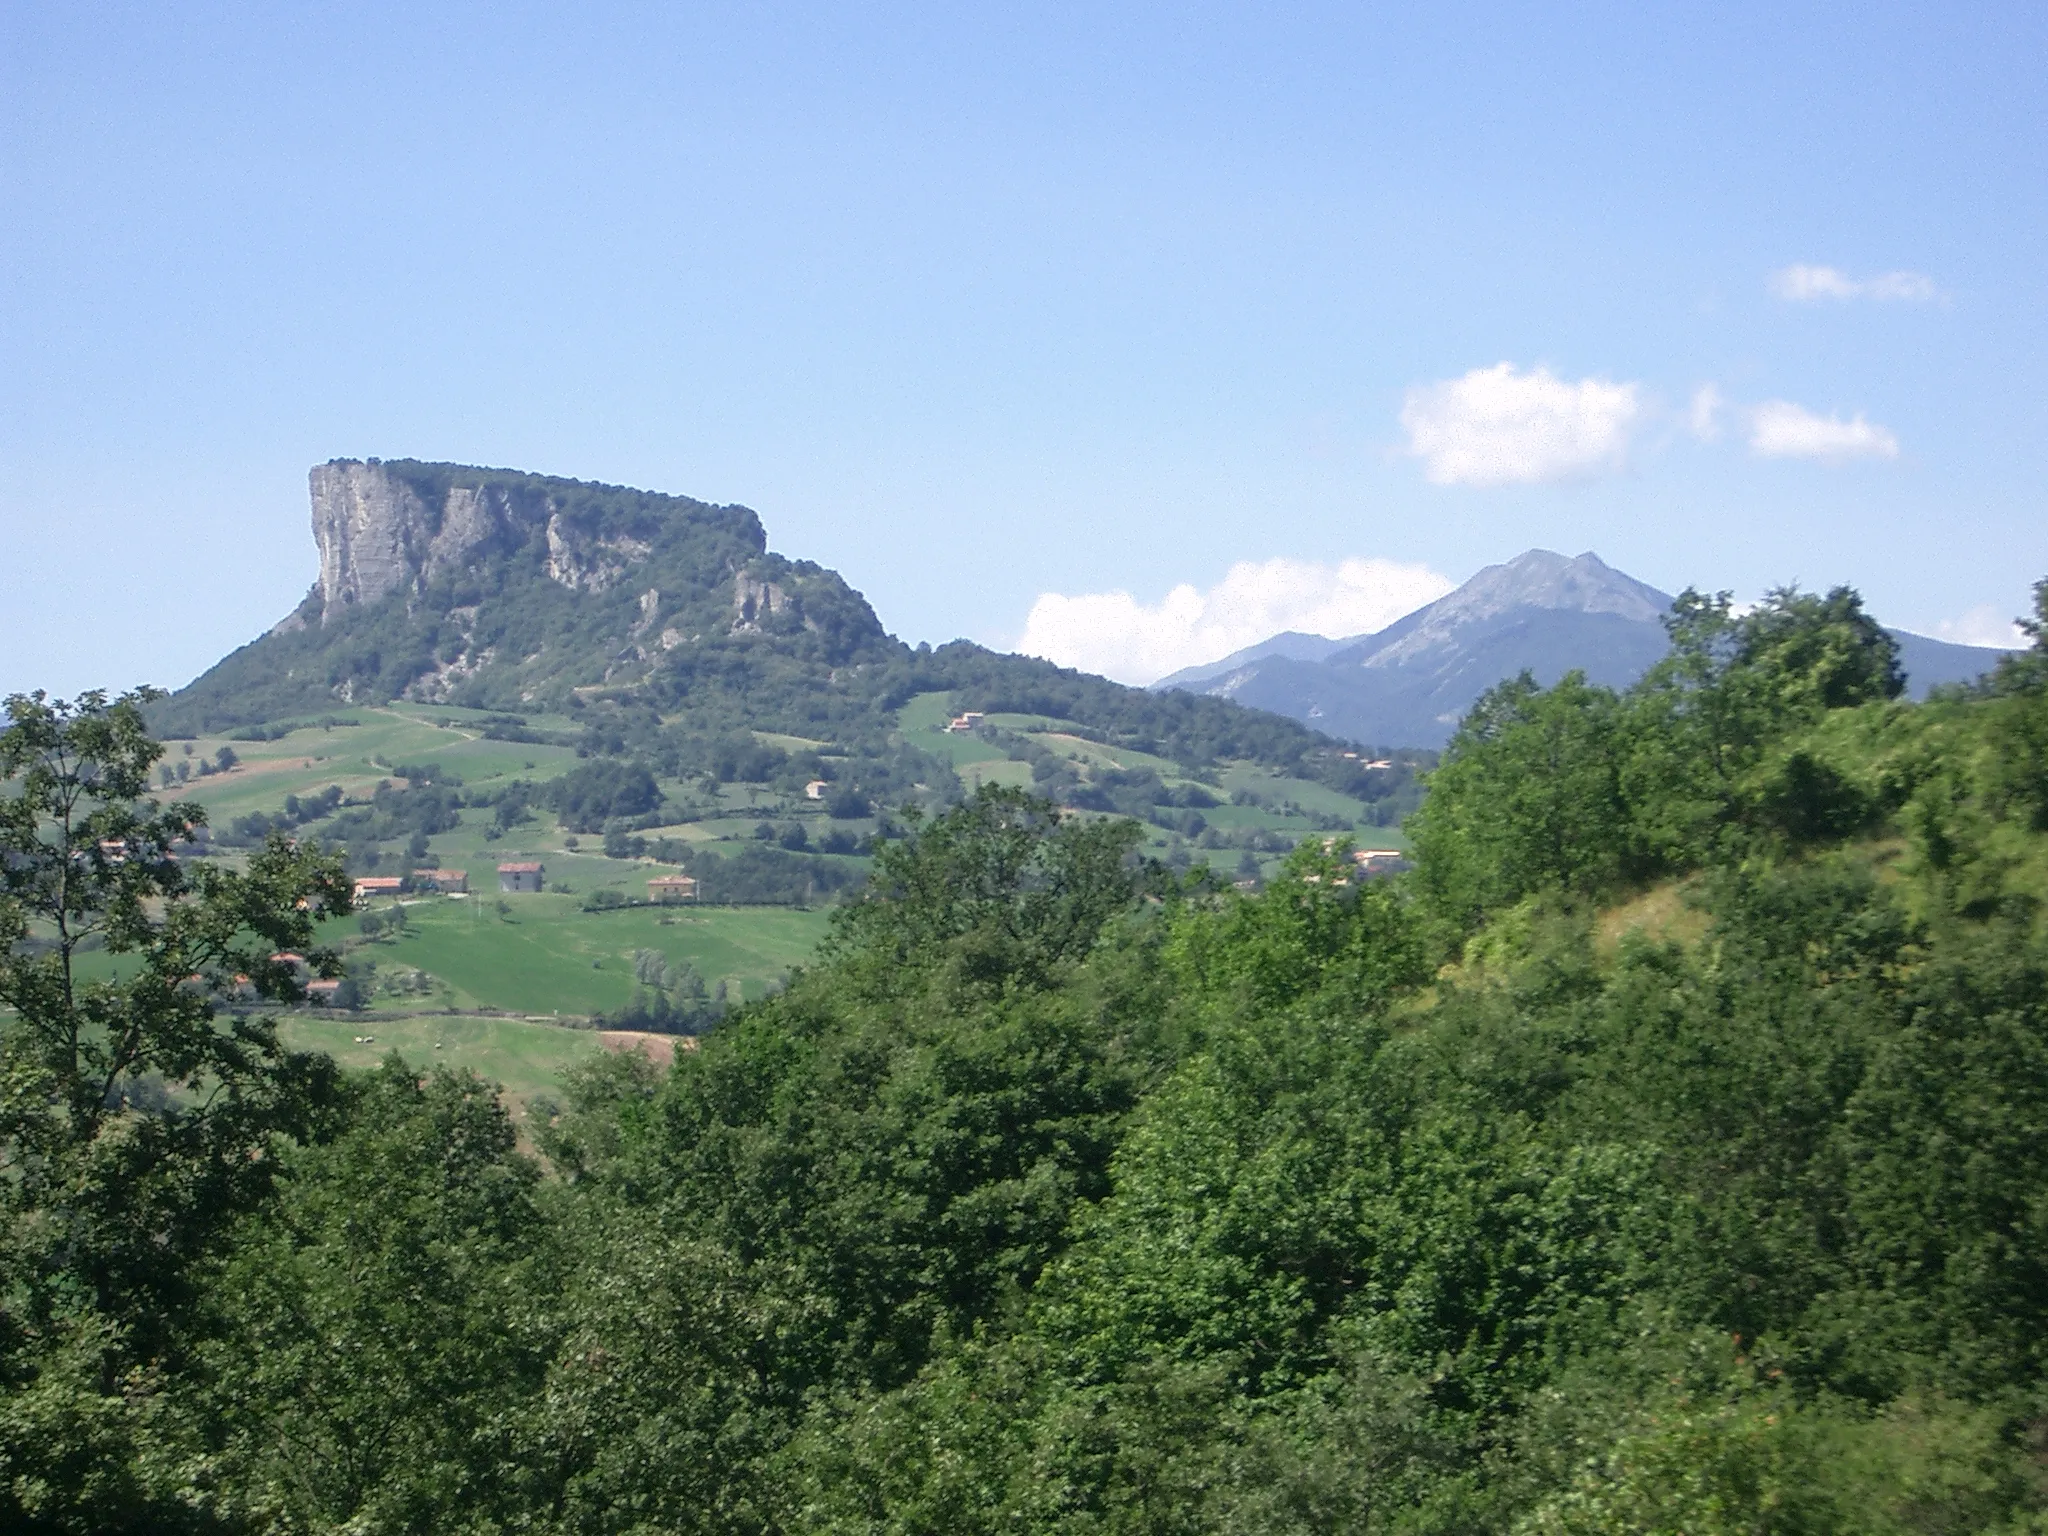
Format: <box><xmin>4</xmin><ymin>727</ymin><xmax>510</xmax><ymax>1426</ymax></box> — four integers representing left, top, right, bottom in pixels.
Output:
<box><xmin>309</xmin><ymin>462</ymin><xmax>433</xmax><ymax>622</ymax></box>
<box><xmin>308</xmin><ymin>462</ymin><xmax>512</xmax><ymax>623</ymax></box>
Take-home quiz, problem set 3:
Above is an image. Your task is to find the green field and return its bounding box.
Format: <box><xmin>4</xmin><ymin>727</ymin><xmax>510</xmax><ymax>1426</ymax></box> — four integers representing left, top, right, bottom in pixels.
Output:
<box><xmin>895</xmin><ymin>693</ymin><xmax>1035</xmax><ymax>791</ymax></box>
<box><xmin>337</xmin><ymin>896</ymin><xmax>832</xmax><ymax>1015</ymax></box>
<box><xmin>892</xmin><ymin>692</ymin><xmax>1404</xmax><ymax>875</ymax></box>
<box><xmin>274</xmin><ymin>1011</ymin><xmax>609</xmax><ymax>1125</ymax></box>
<box><xmin>169</xmin><ymin>706</ymin><xmax>584</xmax><ymax>824</ymax></box>
<box><xmin>125</xmin><ymin>693</ymin><xmax>1403</xmax><ymax>1041</ymax></box>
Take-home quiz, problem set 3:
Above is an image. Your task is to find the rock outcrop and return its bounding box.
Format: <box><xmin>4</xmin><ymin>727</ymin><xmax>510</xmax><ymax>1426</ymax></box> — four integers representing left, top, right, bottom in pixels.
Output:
<box><xmin>731</xmin><ymin>572</ymin><xmax>792</xmax><ymax>632</ymax></box>
<box><xmin>542</xmin><ymin>512</ymin><xmax>649</xmax><ymax>592</ymax></box>
<box><xmin>308</xmin><ymin>461</ymin><xmax>517</xmax><ymax>623</ymax></box>
<box><xmin>160</xmin><ymin>458</ymin><xmax>897</xmax><ymax>733</ymax></box>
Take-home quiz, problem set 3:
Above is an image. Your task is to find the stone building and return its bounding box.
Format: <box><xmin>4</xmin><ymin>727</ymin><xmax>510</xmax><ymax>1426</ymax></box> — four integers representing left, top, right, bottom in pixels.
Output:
<box><xmin>497</xmin><ymin>861</ymin><xmax>545</xmax><ymax>893</ymax></box>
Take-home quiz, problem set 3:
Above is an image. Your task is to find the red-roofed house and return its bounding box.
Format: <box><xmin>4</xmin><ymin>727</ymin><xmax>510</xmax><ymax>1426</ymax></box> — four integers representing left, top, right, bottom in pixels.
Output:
<box><xmin>354</xmin><ymin>876</ymin><xmax>405</xmax><ymax>902</ymax></box>
<box><xmin>415</xmin><ymin>869</ymin><xmax>468</xmax><ymax>894</ymax></box>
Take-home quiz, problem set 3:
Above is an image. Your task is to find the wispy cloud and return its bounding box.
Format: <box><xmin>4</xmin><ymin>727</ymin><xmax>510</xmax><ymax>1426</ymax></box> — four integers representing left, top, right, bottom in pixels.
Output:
<box><xmin>1399</xmin><ymin>363</ymin><xmax>1641</xmax><ymax>487</ymax></box>
<box><xmin>1933</xmin><ymin>605</ymin><xmax>2027</xmax><ymax>649</ymax></box>
<box><xmin>1687</xmin><ymin>383</ymin><xmax>1724</xmax><ymax>441</ymax></box>
<box><xmin>1749</xmin><ymin>400</ymin><xmax>1900</xmax><ymax>462</ymax></box>
<box><xmin>1016</xmin><ymin>556</ymin><xmax>1453</xmax><ymax>686</ymax></box>
<box><xmin>1770</xmin><ymin>264</ymin><xmax>1940</xmax><ymax>303</ymax></box>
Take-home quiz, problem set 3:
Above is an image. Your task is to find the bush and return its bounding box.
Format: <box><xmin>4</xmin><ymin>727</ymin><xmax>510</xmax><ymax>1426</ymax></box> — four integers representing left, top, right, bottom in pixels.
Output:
<box><xmin>548</xmin><ymin>760</ymin><xmax>662</xmax><ymax>832</ymax></box>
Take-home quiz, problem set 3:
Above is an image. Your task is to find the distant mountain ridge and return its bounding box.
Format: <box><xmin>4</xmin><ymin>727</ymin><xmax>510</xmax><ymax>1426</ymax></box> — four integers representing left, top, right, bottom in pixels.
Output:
<box><xmin>1155</xmin><ymin>549</ymin><xmax>2013</xmax><ymax>748</ymax></box>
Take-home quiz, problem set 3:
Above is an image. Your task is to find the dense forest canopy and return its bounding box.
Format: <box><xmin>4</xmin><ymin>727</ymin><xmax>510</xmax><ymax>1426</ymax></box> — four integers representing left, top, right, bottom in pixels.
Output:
<box><xmin>4</xmin><ymin>576</ymin><xmax>2048</xmax><ymax>1533</ymax></box>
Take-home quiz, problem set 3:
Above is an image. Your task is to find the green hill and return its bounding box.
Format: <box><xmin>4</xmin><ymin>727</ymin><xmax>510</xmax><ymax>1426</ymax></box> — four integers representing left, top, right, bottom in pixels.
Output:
<box><xmin>149</xmin><ymin>685</ymin><xmax>1415</xmax><ymax>1018</ymax></box>
<box><xmin>137</xmin><ymin>460</ymin><xmax>1431</xmax><ymax>1017</ymax></box>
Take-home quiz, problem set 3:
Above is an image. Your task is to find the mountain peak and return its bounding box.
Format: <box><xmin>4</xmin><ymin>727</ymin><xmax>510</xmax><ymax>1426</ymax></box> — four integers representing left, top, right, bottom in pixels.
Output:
<box><xmin>1438</xmin><ymin>548</ymin><xmax>1669</xmax><ymax>625</ymax></box>
<box><xmin>1155</xmin><ymin>548</ymin><xmax>2013</xmax><ymax>748</ymax></box>
<box><xmin>1343</xmin><ymin>548</ymin><xmax>1671</xmax><ymax>672</ymax></box>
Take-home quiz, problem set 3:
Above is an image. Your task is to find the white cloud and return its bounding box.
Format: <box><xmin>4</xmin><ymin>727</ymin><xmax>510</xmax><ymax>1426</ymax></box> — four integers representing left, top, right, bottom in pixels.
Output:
<box><xmin>1016</xmin><ymin>556</ymin><xmax>1454</xmax><ymax>685</ymax></box>
<box><xmin>1748</xmin><ymin>400</ymin><xmax>1900</xmax><ymax>462</ymax></box>
<box><xmin>1933</xmin><ymin>605</ymin><xmax>2027</xmax><ymax>649</ymax></box>
<box><xmin>1688</xmin><ymin>383</ymin><xmax>1724</xmax><ymax>441</ymax></box>
<box><xmin>1770</xmin><ymin>264</ymin><xmax>1940</xmax><ymax>303</ymax></box>
<box><xmin>1399</xmin><ymin>363</ymin><xmax>1641</xmax><ymax>487</ymax></box>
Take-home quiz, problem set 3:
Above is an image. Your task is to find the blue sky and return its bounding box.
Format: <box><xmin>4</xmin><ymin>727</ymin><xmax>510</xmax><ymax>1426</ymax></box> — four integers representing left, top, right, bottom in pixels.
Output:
<box><xmin>4</xmin><ymin>1</ymin><xmax>2044</xmax><ymax>692</ymax></box>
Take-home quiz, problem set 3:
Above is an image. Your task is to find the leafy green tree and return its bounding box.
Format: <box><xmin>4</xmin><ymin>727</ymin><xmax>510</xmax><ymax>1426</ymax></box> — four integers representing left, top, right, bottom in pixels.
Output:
<box><xmin>1164</xmin><ymin>836</ymin><xmax>1425</xmax><ymax>1019</ymax></box>
<box><xmin>825</xmin><ymin>784</ymin><xmax>1146</xmax><ymax>992</ymax></box>
<box><xmin>0</xmin><ymin>690</ymin><xmax>351</xmax><ymax>1531</ymax></box>
<box><xmin>1984</xmin><ymin>577</ymin><xmax>2048</xmax><ymax>830</ymax></box>
<box><xmin>1626</xmin><ymin>585</ymin><xmax>1905</xmax><ymax>863</ymax></box>
<box><xmin>546</xmin><ymin>758</ymin><xmax>661</xmax><ymax>832</ymax></box>
<box><xmin>200</xmin><ymin>1062</ymin><xmax>553</xmax><ymax>1532</ymax></box>
<box><xmin>1408</xmin><ymin>672</ymin><xmax>1638</xmax><ymax>939</ymax></box>
<box><xmin>1736</xmin><ymin>583</ymin><xmax>1904</xmax><ymax>716</ymax></box>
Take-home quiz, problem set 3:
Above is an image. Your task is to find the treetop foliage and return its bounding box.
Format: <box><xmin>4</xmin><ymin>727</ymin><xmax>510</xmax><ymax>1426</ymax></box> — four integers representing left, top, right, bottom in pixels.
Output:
<box><xmin>823</xmin><ymin>786</ymin><xmax>1149</xmax><ymax>990</ymax></box>
<box><xmin>9</xmin><ymin>568</ymin><xmax>2048</xmax><ymax>1533</ymax></box>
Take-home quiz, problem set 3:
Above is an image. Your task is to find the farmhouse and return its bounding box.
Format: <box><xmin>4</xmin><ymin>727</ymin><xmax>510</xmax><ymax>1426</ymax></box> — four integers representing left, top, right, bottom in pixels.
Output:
<box><xmin>353</xmin><ymin>876</ymin><xmax>405</xmax><ymax>901</ymax></box>
<box><xmin>415</xmin><ymin>868</ymin><xmax>468</xmax><ymax>893</ymax></box>
<box><xmin>1352</xmin><ymin>848</ymin><xmax>1408</xmax><ymax>876</ymax></box>
<box><xmin>805</xmin><ymin>779</ymin><xmax>829</xmax><ymax>800</ymax></box>
<box><xmin>305</xmin><ymin>979</ymin><xmax>343</xmax><ymax>1005</ymax></box>
<box><xmin>647</xmin><ymin>874</ymin><xmax>699</xmax><ymax>903</ymax></box>
<box><xmin>497</xmin><ymin>861</ymin><xmax>545</xmax><ymax>893</ymax></box>
<box><xmin>945</xmin><ymin>712</ymin><xmax>985</xmax><ymax>733</ymax></box>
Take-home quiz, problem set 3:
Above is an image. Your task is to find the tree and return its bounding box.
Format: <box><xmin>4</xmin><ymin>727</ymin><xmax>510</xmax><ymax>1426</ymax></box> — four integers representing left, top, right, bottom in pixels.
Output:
<box><xmin>0</xmin><ymin>690</ymin><xmax>353</xmax><ymax>1529</ymax></box>
<box><xmin>1736</xmin><ymin>583</ymin><xmax>1903</xmax><ymax>715</ymax></box>
<box><xmin>1408</xmin><ymin>671</ymin><xmax>1639</xmax><ymax>937</ymax></box>
<box><xmin>1634</xmin><ymin>585</ymin><xmax>1902</xmax><ymax>786</ymax></box>
<box><xmin>824</xmin><ymin>785</ymin><xmax>1146</xmax><ymax>991</ymax></box>
<box><xmin>1985</xmin><ymin>577</ymin><xmax>2048</xmax><ymax>828</ymax></box>
<box><xmin>202</xmin><ymin>1062</ymin><xmax>552</xmax><ymax>1533</ymax></box>
<box><xmin>1165</xmin><ymin>836</ymin><xmax>1426</xmax><ymax>1018</ymax></box>
<box><xmin>547</xmin><ymin>759</ymin><xmax>660</xmax><ymax>832</ymax></box>
<box><xmin>1625</xmin><ymin>586</ymin><xmax>1904</xmax><ymax>862</ymax></box>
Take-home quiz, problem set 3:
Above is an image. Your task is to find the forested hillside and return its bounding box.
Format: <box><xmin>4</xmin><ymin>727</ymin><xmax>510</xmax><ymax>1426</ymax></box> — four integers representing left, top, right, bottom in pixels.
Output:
<box><xmin>5</xmin><ymin>577</ymin><xmax>2048</xmax><ymax>1533</ymax></box>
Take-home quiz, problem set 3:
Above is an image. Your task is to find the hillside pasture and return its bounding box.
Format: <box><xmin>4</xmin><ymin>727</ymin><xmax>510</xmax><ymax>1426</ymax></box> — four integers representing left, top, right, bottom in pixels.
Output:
<box><xmin>162</xmin><ymin>705</ymin><xmax>582</xmax><ymax>824</ymax></box>
<box><xmin>275</xmin><ymin>1010</ymin><xmax>603</xmax><ymax>1128</ymax></box>
<box><xmin>340</xmin><ymin>896</ymin><xmax>832</xmax><ymax>1015</ymax></box>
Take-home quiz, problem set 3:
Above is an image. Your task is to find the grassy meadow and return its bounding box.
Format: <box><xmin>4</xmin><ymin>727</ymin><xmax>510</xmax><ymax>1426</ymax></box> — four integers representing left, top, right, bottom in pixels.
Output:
<box><xmin>894</xmin><ymin>691</ymin><xmax>1403</xmax><ymax>870</ymax></box>
<box><xmin>97</xmin><ymin>694</ymin><xmax>1410</xmax><ymax>1105</ymax></box>
<box><xmin>341</xmin><ymin>895</ymin><xmax>831</xmax><ymax>1014</ymax></box>
<box><xmin>272</xmin><ymin>1010</ymin><xmax>609</xmax><ymax>1128</ymax></box>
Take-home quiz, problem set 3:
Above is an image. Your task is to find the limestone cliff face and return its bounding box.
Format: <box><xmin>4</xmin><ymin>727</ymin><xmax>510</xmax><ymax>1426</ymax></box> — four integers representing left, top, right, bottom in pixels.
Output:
<box><xmin>542</xmin><ymin>511</ymin><xmax>650</xmax><ymax>592</ymax></box>
<box><xmin>731</xmin><ymin>572</ymin><xmax>793</xmax><ymax>631</ymax></box>
<box><xmin>160</xmin><ymin>458</ymin><xmax>898</xmax><ymax>733</ymax></box>
<box><xmin>308</xmin><ymin>462</ymin><xmax>515</xmax><ymax>623</ymax></box>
